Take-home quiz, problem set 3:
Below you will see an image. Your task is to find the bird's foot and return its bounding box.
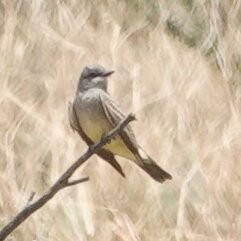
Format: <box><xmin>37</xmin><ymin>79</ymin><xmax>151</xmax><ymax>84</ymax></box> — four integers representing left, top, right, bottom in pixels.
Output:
<box><xmin>101</xmin><ymin>132</ymin><xmax>114</xmax><ymax>144</ymax></box>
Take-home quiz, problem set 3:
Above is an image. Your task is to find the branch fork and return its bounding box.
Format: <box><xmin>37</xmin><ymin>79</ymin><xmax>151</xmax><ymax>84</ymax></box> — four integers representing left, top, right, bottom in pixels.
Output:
<box><xmin>0</xmin><ymin>113</ymin><xmax>135</xmax><ymax>241</ymax></box>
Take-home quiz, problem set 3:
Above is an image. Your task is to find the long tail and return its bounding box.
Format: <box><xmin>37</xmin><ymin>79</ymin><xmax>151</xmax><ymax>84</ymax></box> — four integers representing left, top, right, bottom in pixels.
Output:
<box><xmin>135</xmin><ymin>147</ymin><xmax>172</xmax><ymax>183</ymax></box>
<box><xmin>97</xmin><ymin>149</ymin><xmax>126</xmax><ymax>178</ymax></box>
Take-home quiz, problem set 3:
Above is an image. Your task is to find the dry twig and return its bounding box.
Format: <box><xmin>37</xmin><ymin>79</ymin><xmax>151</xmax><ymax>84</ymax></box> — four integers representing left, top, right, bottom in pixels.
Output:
<box><xmin>0</xmin><ymin>113</ymin><xmax>135</xmax><ymax>241</ymax></box>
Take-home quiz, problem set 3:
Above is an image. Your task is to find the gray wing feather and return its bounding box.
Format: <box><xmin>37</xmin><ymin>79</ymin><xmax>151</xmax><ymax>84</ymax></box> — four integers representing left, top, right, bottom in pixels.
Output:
<box><xmin>99</xmin><ymin>93</ymin><xmax>172</xmax><ymax>183</ymax></box>
<box><xmin>68</xmin><ymin>101</ymin><xmax>79</xmax><ymax>133</ymax></box>
<box><xmin>99</xmin><ymin>92</ymin><xmax>139</xmax><ymax>154</ymax></box>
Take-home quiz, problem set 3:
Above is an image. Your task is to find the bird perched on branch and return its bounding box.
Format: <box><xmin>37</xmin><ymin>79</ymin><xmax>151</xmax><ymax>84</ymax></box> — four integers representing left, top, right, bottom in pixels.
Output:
<box><xmin>68</xmin><ymin>65</ymin><xmax>172</xmax><ymax>183</ymax></box>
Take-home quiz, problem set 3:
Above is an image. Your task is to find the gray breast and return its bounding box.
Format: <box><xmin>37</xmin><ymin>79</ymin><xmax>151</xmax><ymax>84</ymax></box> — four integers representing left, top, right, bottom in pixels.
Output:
<box><xmin>75</xmin><ymin>89</ymin><xmax>111</xmax><ymax>141</ymax></box>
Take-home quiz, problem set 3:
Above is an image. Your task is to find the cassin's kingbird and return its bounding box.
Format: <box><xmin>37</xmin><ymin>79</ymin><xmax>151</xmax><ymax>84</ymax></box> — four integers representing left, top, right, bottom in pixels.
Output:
<box><xmin>68</xmin><ymin>65</ymin><xmax>172</xmax><ymax>183</ymax></box>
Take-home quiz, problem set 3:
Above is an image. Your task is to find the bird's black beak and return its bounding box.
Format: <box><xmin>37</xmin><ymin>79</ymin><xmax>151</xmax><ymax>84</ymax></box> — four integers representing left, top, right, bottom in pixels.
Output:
<box><xmin>101</xmin><ymin>70</ymin><xmax>115</xmax><ymax>77</ymax></box>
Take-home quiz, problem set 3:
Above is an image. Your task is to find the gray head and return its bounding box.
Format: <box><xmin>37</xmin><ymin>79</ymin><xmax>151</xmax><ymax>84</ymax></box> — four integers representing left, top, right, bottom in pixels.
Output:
<box><xmin>77</xmin><ymin>65</ymin><xmax>114</xmax><ymax>92</ymax></box>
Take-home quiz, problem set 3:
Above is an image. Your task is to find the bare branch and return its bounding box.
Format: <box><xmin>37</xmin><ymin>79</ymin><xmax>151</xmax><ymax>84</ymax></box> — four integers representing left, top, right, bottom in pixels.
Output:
<box><xmin>0</xmin><ymin>113</ymin><xmax>135</xmax><ymax>241</ymax></box>
<box><xmin>66</xmin><ymin>177</ymin><xmax>89</xmax><ymax>187</ymax></box>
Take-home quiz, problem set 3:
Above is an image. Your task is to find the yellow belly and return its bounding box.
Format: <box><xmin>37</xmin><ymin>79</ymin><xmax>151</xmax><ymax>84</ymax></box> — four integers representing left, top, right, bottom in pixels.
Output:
<box><xmin>104</xmin><ymin>137</ymin><xmax>135</xmax><ymax>160</ymax></box>
<box><xmin>81</xmin><ymin>118</ymin><xmax>135</xmax><ymax>160</ymax></box>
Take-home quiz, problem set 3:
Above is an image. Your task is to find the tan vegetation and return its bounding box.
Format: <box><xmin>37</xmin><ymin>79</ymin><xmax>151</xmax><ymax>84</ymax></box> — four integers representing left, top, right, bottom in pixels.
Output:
<box><xmin>0</xmin><ymin>0</ymin><xmax>241</xmax><ymax>240</ymax></box>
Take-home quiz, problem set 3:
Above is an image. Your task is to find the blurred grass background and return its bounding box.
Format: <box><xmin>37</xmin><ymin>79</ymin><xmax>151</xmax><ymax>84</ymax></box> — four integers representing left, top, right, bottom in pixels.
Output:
<box><xmin>0</xmin><ymin>0</ymin><xmax>241</xmax><ymax>240</ymax></box>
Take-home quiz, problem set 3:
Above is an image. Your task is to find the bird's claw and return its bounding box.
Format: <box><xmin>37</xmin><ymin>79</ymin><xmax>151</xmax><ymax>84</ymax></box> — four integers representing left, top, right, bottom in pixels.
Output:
<box><xmin>101</xmin><ymin>133</ymin><xmax>114</xmax><ymax>144</ymax></box>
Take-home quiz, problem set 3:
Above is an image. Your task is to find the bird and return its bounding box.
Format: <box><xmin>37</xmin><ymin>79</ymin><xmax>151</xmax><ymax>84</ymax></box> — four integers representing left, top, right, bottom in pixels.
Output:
<box><xmin>68</xmin><ymin>65</ymin><xmax>172</xmax><ymax>183</ymax></box>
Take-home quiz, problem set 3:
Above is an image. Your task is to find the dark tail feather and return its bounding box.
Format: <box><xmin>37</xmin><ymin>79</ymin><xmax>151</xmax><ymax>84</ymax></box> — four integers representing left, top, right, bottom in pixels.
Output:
<box><xmin>97</xmin><ymin>149</ymin><xmax>126</xmax><ymax>178</ymax></box>
<box><xmin>105</xmin><ymin>157</ymin><xmax>126</xmax><ymax>178</ymax></box>
<box><xmin>136</xmin><ymin>148</ymin><xmax>172</xmax><ymax>183</ymax></box>
<box><xmin>139</xmin><ymin>160</ymin><xmax>172</xmax><ymax>183</ymax></box>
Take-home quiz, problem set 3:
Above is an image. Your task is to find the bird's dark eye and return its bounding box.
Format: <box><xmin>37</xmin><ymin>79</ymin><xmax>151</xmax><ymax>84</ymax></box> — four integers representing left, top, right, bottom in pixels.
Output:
<box><xmin>88</xmin><ymin>72</ymin><xmax>98</xmax><ymax>78</ymax></box>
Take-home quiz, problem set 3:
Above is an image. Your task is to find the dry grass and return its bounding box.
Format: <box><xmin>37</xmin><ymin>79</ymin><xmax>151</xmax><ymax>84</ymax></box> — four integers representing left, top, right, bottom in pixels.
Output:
<box><xmin>0</xmin><ymin>0</ymin><xmax>241</xmax><ymax>240</ymax></box>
